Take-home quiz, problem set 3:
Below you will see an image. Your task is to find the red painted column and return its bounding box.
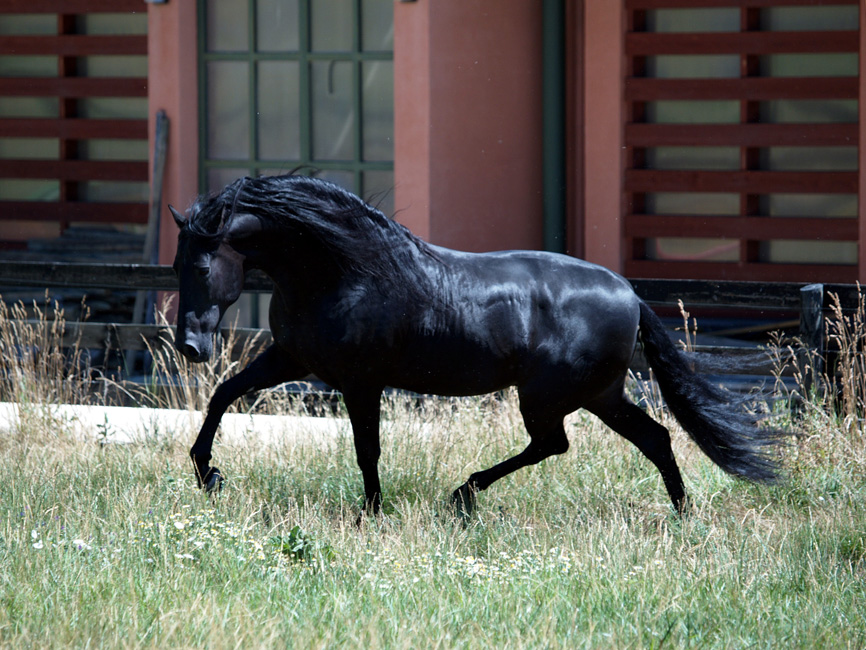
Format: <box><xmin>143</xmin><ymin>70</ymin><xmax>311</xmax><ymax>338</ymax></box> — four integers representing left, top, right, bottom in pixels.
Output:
<box><xmin>582</xmin><ymin>0</ymin><xmax>624</xmax><ymax>273</ymax></box>
<box><xmin>394</xmin><ymin>1</ymin><xmax>544</xmax><ymax>253</ymax></box>
<box><xmin>393</xmin><ymin>0</ymin><xmax>432</xmax><ymax>241</ymax></box>
<box><xmin>147</xmin><ymin>1</ymin><xmax>199</xmax><ymax>266</ymax></box>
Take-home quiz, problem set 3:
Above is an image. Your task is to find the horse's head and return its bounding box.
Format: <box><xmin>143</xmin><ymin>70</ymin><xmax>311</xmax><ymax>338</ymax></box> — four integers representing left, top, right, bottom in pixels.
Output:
<box><xmin>170</xmin><ymin>202</ymin><xmax>260</xmax><ymax>363</ymax></box>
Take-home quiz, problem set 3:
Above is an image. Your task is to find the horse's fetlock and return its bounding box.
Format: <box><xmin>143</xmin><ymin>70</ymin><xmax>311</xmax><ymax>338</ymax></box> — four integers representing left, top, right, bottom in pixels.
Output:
<box><xmin>551</xmin><ymin>436</ymin><xmax>569</xmax><ymax>455</ymax></box>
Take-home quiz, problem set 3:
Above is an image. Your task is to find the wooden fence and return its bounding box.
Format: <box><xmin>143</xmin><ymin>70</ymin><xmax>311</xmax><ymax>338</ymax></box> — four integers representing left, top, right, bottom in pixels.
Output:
<box><xmin>0</xmin><ymin>260</ymin><xmax>859</xmax><ymax>379</ymax></box>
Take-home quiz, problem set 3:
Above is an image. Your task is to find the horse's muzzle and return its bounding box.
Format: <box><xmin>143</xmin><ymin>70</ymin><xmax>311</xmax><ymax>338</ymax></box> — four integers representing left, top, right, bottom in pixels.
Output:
<box><xmin>175</xmin><ymin>336</ymin><xmax>211</xmax><ymax>363</ymax></box>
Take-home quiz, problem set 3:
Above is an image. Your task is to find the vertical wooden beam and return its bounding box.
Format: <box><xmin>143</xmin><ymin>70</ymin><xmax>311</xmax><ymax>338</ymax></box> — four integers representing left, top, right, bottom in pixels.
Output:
<box><xmin>739</xmin><ymin>7</ymin><xmax>761</xmax><ymax>269</ymax></box>
<box><xmin>583</xmin><ymin>0</ymin><xmax>624</xmax><ymax>272</ymax></box>
<box><xmin>58</xmin><ymin>14</ymin><xmax>79</xmax><ymax>234</ymax></box>
<box><xmin>859</xmin><ymin>3</ymin><xmax>866</xmax><ymax>283</ymax></box>
<box><xmin>799</xmin><ymin>283</ymin><xmax>825</xmax><ymax>397</ymax></box>
<box><xmin>624</xmin><ymin>8</ymin><xmax>646</xmax><ymax>267</ymax></box>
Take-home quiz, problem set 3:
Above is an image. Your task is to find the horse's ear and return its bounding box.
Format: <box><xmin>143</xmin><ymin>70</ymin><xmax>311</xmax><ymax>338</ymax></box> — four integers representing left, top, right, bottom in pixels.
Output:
<box><xmin>169</xmin><ymin>205</ymin><xmax>186</xmax><ymax>229</ymax></box>
<box><xmin>225</xmin><ymin>213</ymin><xmax>262</xmax><ymax>241</ymax></box>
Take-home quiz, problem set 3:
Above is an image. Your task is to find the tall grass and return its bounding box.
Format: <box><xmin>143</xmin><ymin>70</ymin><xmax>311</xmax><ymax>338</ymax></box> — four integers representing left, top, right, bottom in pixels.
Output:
<box><xmin>0</xmin><ymin>295</ymin><xmax>864</xmax><ymax>648</ymax></box>
<box><xmin>0</xmin><ymin>293</ymin><xmax>92</xmax><ymax>407</ymax></box>
<box><xmin>141</xmin><ymin>295</ymin><xmax>271</xmax><ymax>413</ymax></box>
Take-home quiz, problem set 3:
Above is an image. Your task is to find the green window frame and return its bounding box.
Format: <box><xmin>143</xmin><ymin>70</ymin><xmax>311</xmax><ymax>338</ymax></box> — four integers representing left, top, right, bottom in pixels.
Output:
<box><xmin>198</xmin><ymin>0</ymin><xmax>394</xmax><ymax>211</ymax></box>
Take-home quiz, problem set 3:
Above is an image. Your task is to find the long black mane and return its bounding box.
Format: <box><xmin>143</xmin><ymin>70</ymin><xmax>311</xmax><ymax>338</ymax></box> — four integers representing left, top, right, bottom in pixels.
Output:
<box><xmin>184</xmin><ymin>174</ymin><xmax>436</xmax><ymax>279</ymax></box>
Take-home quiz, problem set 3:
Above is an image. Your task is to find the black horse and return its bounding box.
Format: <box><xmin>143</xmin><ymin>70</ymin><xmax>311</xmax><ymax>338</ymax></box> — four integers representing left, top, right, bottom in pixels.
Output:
<box><xmin>170</xmin><ymin>174</ymin><xmax>782</xmax><ymax>516</ymax></box>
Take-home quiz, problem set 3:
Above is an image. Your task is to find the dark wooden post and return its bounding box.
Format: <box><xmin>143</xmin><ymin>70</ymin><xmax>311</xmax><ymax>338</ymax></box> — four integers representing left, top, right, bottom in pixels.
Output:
<box><xmin>799</xmin><ymin>283</ymin><xmax>825</xmax><ymax>398</ymax></box>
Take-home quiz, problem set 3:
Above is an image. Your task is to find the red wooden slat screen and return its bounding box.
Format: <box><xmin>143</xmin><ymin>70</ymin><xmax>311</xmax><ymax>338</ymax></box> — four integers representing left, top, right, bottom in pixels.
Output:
<box><xmin>626</xmin><ymin>0</ymin><xmax>858</xmax><ymax>8</ymax></box>
<box><xmin>1</xmin><ymin>0</ymin><xmax>142</xmax><ymax>12</ymax></box>
<box><xmin>0</xmin><ymin>35</ymin><xmax>148</xmax><ymax>56</ymax></box>
<box><xmin>623</xmin><ymin>0</ymin><xmax>860</xmax><ymax>283</ymax></box>
<box><xmin>0</xmin><ymin>4</ymin><xmax>149</xmax><ymax>243</ymax></box>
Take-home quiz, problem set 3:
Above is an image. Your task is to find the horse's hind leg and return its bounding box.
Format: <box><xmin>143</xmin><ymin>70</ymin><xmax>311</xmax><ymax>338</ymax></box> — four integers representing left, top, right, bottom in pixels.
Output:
<box><xmin>190</xmin><ymin>344</ymin><xmax>307</xmax><ymax>491</ymax></box>
<box><xmin>342</xmin><ymin>387</ymin><xmax>385</xmax><ymax>518</ymax></box>
<box><xmin>452</xmin><ymin>401</ymin><xmax>570</xmax><ymax>517</ymax></box>
<box><xmin>587</xmin><ymin>392</ymin><xmax>687</xmax><ymax>513</ymax></box>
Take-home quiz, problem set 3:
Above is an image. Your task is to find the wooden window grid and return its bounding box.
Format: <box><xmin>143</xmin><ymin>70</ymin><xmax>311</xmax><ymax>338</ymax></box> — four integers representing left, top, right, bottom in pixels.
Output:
<box><xmin>0</xmin><ymin>0</ymin><xmax>149</xmax><ymax>242</ymax></box>
<box><xmin>623</xmin><ymin>0</ymin><xmax>859</xmax><ymax>283</ymax></box>
<box><xmin>197</xmin><ymin>0</ymin><xmax>394</xmax><ymax>204</ymax></box>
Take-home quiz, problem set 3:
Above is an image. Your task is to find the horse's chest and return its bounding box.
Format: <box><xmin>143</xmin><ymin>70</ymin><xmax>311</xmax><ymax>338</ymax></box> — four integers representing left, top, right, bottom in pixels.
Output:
<box><xmin>269</xmin><ymin>291</ymin><xmax>387</xmax><ymax>364</ymax></box>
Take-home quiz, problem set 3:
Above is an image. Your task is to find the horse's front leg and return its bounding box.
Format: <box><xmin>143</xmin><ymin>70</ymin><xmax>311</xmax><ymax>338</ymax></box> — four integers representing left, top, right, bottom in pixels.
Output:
<box><xmin>343</xmin><ymin>387</ymin><xmax>384</xmax><ymax>518</ymax></box>
<box><xmin>190</xmin><ymin>344</ymin><xmax>307</xmax><ymax>491</ymax></box>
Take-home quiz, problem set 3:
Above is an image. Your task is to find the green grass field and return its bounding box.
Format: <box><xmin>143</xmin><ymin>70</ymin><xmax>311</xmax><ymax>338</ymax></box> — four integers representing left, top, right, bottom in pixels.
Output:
<box><xmin>2</xmin><ymin>387</ymin><xmax>864</xmax><ymax>649</ymax></box>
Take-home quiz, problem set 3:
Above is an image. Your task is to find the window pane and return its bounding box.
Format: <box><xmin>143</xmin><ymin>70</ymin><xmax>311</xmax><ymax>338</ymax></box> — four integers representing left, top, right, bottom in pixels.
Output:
<box><xmin>80</xmin><ymin>139</ymin><xmax>148</xmax><ymax>161</ymax></box>
<box><xmin>79</xmin><ymin>13</ymin><xmax>147</xmax><ymax>35</ymax></box>
<box><xmin>78</xmin><ymin>55</ymin><xmax>148</xmax><ymax>78</ymax></box>
<box><xmin>312</xmin><ymin>0</ymin><xmax>353</xmax><ymax>51</ymax></box>
<box><xmin>317</xmin><ymin>169</ymin><xmax>355</xmax><ymax>193</ymax></box>
<box><xmin>257</xmin><ymin>0</ymin><xmax>299</xmax><ymax>52</ymax></box>
<box><xmin>79</xmin><ymin>181</ymin><xmax>148</xmax><ymax>203</ymax></box>
<box><xmin>363</xmin><ymin>170</ymin><xmax>394</xmax><ymax>216</ymax></box>
<box><xmin>0</xmin><ymin>14</ymin><xmax>56</xmax><ymax>36</ymax></box>
<box><xmin>311</xmin><ymin>60</ymin><xmax>354</xmax><ymax>161</ymax></box>
<box><xmin>762</xmin><ymin>147</ymin><xmax>857</xmax><ymax>172</ymax></box>
<box><xmin>79</xmin><ymin>97</ymin><xmax>147</xmax><ymax>119</ymax></box>
<box><xmin>646</xmin><ymin>193</ymin><xmax>739</xmax><ymax>216</ymax></box>
<box><xmin>762</xmin><ymin>240</ymin><xmax>856</xmax><ymax>265</ymax></box>
<box><xmin>646</xmin><ymin>101</ymin><xmax>739</xmax><ymax>124</ymax></box>
<box><xmin>765</xmin><ymin>194</ymin><xmax>856</xmax><ymax>218</ymax></box>
<box><xmin>760</xmin><ymin>53</ymin><xmax>857</xmax><ymax>78</ymax></box>
<box><xmin>0</xmin><ymin>55</ymin><xmax>55</xmax><ymax>77</ymax></box>
<box><xmin>257</xmin><ymin>61</ymin><xmax>301</xmax><ymax>161</ymax></box>
<box><xmin>646</xmin><ymin>147</ymin><xmax>739</xmax><ymax>171</ymax></box>
<box><xmin>362</xmin><ymin>60</ymin><xmax>392</xmax><ymax>162</ymax></box>
<box><xmin>646</xmin><ymin>8</ymin><xmax>739</xmax><ymax>33</ymax></box>
<box><xmin>207</xmin><ymin>168</ymin><xmax>250</xmax><ymax>194</ymax></box>
<box><xmin>646</xmin><ymin>238</ymin><xmax>739</xmax><ymax>262</ymax></box>
<box><xmin>0</xmin><ymin>97</ymin><xmax>57</xmax><ymax>118</ymax></box>
<box><xmin>760</xmin><ymin>100</ymin><xmax>857</xmax><ymax>124</ymax></box>
<box><xmin>207</xmin><ymin>0</ymin><xmax>249</xmax><ymax>52</ymax></box>
<box><xmin>362</xmin><ymin>0</ymin><xmax>393</xmax><ymax>51</ymax></box>
<box><xmin>0</xmin><ymin>138</ymin><xmax>58</xmax><ymax>160</ymax></box>
<box><xmin>207</xmin><ymin>61</ymin><xmax>250</xmax><ymax>160</ymax></box>
<box><xmin>0</xmin><ymin>179</ymin><xmax>58</xmax><ymax>201</ymax></box>
<box><xmin>646</xmin><ymin>55</ymin><xmax>739</xmax><ymax>79</ymax></box>
<box><xmin>761</xmin><ymin>6</ymin><xmax>859</xmax><ymax>31</ymax></box>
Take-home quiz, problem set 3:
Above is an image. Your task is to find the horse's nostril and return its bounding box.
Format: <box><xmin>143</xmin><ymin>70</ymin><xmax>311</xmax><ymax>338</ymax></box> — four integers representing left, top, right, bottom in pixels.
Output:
<box><xmin>180</xmin><ymin>342</ymin><xmax>200</xmax><ymax>360</ymax></box>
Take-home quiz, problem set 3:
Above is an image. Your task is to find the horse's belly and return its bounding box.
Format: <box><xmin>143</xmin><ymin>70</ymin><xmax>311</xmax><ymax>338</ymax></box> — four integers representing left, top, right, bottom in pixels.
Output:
<box><xmin>387</xmin><ymin>344</ymin><xmax>517</xmax><ymax>397</ymax></box>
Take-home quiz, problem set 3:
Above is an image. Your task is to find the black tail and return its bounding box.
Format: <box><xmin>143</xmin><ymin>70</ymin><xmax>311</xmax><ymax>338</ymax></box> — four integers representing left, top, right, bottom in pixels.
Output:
<box><xmin>638</xmin><ymin>300</ymin><xmax>783</xmax><ymax>483</ymax></box>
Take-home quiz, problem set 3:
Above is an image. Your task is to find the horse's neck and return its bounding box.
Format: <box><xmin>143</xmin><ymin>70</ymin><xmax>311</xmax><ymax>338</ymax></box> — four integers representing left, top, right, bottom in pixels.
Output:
<box><xmin>242</xmin><ymin>223</ymin><xmax>342</xmax><ymax>289</ymax></box>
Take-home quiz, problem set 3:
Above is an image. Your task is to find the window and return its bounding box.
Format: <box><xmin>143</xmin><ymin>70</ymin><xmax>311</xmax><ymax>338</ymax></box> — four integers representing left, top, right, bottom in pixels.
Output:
<box><xmin>199</xmin><ymin>0</ymin><xmax>394</xmax><ymax>215</ymax></box>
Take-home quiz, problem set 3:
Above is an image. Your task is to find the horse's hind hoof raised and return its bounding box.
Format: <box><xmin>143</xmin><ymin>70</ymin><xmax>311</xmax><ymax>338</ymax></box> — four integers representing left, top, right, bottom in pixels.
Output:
<box><xmin>203</xmin><ymin>467</ymin><xmax>224</xmax><ymax>493</ymax></box>
<box><xmin>451</xmin><ymin>483</ymin><xmax>476</xmax><ymax>521</ymax></box>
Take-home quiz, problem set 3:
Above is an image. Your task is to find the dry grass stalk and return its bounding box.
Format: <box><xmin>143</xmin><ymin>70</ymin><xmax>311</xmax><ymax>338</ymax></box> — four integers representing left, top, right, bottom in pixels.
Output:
<box><xmin>138</xmin><ymin>295</ymin><xmax>271</xmax><ymax>413</ymax></box>
<box><xmin>0</xmin><ymin>292</ymin><xmax>93</xmax><ymax>408</ymax></box>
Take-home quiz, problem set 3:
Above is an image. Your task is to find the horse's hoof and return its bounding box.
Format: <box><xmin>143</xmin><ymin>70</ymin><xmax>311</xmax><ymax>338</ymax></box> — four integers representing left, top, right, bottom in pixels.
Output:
<box><xmin>203</xmin><ymin>467</ymin><xmax>224</xmax><ymax>493</ymax></box>
<box><xmin>451</xmin><ymin>483</ymin><xmax>476</xmax><ymax>520</ymax></box>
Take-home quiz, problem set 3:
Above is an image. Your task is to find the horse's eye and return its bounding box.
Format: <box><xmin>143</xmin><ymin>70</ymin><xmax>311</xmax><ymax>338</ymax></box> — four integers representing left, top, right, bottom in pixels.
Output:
<box><xmin>195</xmin><ymin>264</ymin><xmax>210</xmax><ymax>278</ymax></box>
